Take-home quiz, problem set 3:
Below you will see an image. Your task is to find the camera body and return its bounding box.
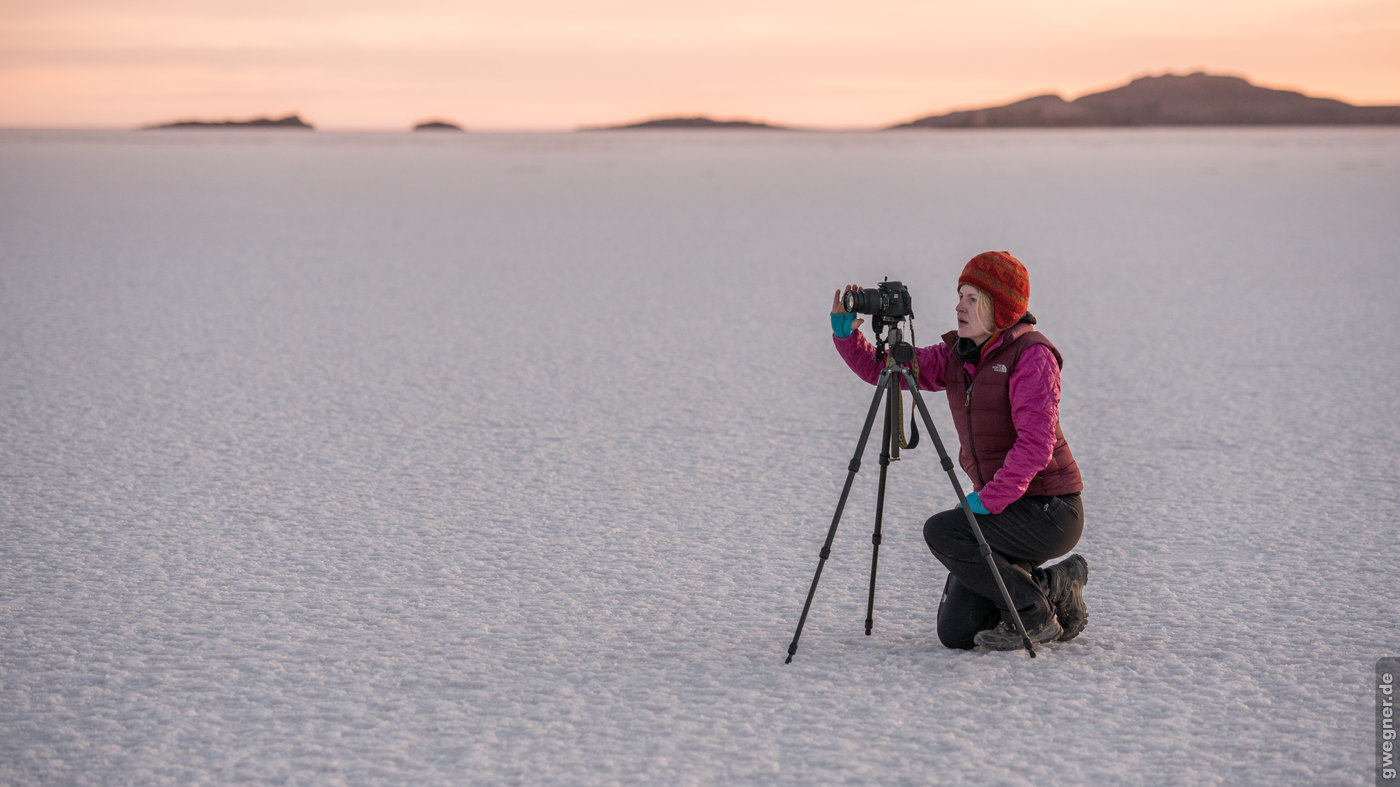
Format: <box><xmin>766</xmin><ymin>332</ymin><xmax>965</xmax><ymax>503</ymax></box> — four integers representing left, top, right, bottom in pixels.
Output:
<box><xmin>842</xmin><ymin>279</ymin><xmax>913</xmax><ymax>321</ymax></box>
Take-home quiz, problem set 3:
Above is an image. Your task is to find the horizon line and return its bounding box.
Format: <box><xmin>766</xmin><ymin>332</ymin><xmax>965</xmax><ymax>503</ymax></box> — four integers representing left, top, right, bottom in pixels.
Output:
<box><xmin>7</xmin><ymin>71</ymin><xmax>1400</xmax><ymax>134</ymax></box>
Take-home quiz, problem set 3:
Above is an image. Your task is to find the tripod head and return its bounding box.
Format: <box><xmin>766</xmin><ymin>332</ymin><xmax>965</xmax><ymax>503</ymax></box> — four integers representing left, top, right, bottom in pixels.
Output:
<box><xmin>874</xmin><ymin>317</ymin><xmax>917</xmax><ymax>367</ymax></box>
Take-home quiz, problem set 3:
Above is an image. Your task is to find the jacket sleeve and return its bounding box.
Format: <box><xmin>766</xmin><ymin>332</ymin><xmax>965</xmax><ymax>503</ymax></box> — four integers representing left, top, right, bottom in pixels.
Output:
<box><xmin>978</xmin><ymin>344</ymin><xmax>1060</xmax><ymax>513</ymax></box>
<box><xmin>833</xmin><ymin>330</ymin><xmax>951</xmax><ymax>392</ymax></box>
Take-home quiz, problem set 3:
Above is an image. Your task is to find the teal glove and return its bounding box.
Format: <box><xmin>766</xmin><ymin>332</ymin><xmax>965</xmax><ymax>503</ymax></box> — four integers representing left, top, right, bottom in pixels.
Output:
<box><xmin>958</xmin><ymin>492</ymin><xmax>990</xmax><ymax>515</ymax></box>
<box><xmin>831</xmin><ymin>312</ymin><xmax>855</xmax><ymax>338</ymax></box>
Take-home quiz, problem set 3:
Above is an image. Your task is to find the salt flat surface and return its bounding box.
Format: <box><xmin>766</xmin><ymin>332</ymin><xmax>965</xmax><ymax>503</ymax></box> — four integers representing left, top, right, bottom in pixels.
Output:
<box><xmin>2</xmin><ymin>128</ymin><xmax>1398</xmax><ymax>784</ymax></box>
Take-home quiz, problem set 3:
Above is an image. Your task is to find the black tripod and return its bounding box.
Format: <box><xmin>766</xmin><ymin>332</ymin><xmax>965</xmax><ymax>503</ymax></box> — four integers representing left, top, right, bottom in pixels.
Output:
<box><xmin>785</xmin><ymin>324</ymin><xmax>1036</xmax><ymax>662</ymax></box>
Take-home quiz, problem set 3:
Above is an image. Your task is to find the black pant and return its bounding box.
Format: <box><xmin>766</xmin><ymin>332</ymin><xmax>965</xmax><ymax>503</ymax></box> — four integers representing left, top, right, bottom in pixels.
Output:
<box><xmin>923</xmin><ymin>493</ymin><xmax>1084</xmax><ymax>649</ymax></box>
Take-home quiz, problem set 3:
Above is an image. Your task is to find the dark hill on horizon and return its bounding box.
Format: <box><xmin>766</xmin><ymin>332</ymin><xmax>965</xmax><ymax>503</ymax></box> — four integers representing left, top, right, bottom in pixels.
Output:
<box><xmin>582</xmin><ymin>116</ymin><xmax>788</xmax><ymax>131</ymax></box>
<box><xmin>142</xmin><ymin>114</ymin><xmax>314</xmax><ymax>130</ymax></box>
<box><xmin>891</xmin><ymin>73</ymin><xmax>1400</xmax><ymax>128</ymax></box>
<box><xmin>413</xmin><ymin>120</ymin><xmax>464</xmax><ymax>131</ymax></box>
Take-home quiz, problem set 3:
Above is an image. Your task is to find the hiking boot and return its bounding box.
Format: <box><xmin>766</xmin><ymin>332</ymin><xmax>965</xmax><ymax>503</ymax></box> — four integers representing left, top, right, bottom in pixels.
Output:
<box><xmin>974</xmin><ymin>616</ymin><xmax>1062</xmax><ymax>651</ymax></box>
<box><xmin>1045</xmin><ymin>554</ymin><xmax>1088</xmax><ymax>642</ymax></box>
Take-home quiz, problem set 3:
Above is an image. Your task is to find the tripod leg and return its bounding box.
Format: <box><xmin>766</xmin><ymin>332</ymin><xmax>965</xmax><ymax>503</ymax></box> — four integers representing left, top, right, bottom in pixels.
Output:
<box><xmin>898</xmin><ymin>369</ymin><xmax>1037</xmax><ymax>657</ymax></box>
<box><xmin>865</xmin><ymin>375</ymin><xmax>897</xmax><ymax>636</ymax></box>
<box><xmin>786</xmin><ymin>368</ymin><xmax>895</xmax><ymax>664</ymax></box>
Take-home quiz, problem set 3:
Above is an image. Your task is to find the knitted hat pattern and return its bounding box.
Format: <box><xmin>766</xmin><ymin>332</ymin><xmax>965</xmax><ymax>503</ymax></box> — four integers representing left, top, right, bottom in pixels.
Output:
<box><xmin>958</xmin><ymin>251</ymin><xmax>1030</xmax><ymax>331</ymax></box>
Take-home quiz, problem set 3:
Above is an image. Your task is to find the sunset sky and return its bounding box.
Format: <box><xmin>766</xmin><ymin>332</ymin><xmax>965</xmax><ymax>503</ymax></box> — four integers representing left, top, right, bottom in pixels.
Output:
<box><xmin>2</xmin><ymin>0</ymin><xmax>1398</xmax><ymax>130</ymax></box>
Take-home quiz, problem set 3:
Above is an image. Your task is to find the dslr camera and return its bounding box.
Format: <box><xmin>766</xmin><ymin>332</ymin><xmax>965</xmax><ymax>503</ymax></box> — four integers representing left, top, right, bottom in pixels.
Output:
<box><xmin>843</xmin><ymin>279</ymin><xmax>913</xmax><ymax>321</ymax></box>
<box><xmin>843</xmin><ymin>278</ymin><xmax>916</xmax><ymax>363</ymax></box>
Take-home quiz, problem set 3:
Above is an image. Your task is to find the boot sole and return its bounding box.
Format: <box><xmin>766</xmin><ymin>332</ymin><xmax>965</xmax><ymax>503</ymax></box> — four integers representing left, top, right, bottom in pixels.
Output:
<box><xmin>974</xmin><ymin>617</ymin><xmax>1064</xmax><ymax>651</ymax></box>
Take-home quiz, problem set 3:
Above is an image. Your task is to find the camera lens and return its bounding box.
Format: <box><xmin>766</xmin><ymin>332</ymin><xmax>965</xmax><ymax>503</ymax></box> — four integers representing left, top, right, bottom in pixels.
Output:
<box><xmin>843</xmin><ymin>288</ymin><xmax>872</xmax><ymax>314</ymax></box>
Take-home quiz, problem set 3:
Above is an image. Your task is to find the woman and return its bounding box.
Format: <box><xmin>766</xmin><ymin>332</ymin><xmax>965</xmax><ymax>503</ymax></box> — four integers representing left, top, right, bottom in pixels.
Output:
<box><xmin>830</xmin><ymin>251</ymin><xmax>1088</xmax><ymax>650</ymax></box>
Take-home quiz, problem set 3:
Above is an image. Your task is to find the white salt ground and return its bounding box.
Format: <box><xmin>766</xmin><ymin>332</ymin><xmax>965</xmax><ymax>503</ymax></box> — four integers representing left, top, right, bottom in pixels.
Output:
<box><xmin>2</xmin><ymin>128</ymin><xmax>1398</xmax><ymax>784</ymax></box>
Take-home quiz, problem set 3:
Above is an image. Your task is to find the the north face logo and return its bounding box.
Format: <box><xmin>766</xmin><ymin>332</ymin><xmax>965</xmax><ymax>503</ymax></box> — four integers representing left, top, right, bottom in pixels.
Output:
<box><xmin>991</xmin><ymin>363</ymin><xmax>1008</xmax><ymax>373</ymax></box>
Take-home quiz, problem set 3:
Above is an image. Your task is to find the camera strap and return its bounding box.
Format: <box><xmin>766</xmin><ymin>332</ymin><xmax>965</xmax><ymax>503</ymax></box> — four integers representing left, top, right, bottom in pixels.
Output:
<box><xmin>897</xmin><ymin>381</ymin><xmax>920</xmax><ymax>450</ymax></box>
<box><xmin>898</xmin><ymin>327</ymin><xmax>921</xmax><ymax>450</ymax></box>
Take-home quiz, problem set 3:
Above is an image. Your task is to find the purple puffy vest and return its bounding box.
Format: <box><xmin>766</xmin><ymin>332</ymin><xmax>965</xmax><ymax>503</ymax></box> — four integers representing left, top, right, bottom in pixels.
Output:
<box><xmin>940</xmin><ymin>325</ymin><xmax>1083</xmax><ymax>497</ymax></box>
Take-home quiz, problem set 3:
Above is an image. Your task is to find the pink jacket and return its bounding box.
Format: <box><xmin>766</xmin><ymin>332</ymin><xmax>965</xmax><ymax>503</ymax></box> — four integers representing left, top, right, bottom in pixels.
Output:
<box><xmin>833</xmin><ymin>327</ymin><xmax>1066</xmax><ymax>514</ymax></box>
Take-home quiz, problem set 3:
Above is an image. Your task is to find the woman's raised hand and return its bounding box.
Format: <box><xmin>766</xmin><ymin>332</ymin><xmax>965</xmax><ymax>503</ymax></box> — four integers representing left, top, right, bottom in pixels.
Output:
<box><xmin>832</xmin><ymin>285</ymin><xmax>865</xmax><ymax>331</ymax></box>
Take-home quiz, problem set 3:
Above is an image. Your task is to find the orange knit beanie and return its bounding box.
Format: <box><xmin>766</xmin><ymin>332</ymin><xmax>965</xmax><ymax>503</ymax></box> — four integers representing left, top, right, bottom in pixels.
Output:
<box><xmin>958</xmin><ymin>251</ymin><xmax>1030</xmax><ymax>331</ymax></box>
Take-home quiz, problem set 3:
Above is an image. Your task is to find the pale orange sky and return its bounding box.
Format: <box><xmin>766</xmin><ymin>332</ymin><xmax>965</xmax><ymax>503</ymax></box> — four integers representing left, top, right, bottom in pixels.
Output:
<box><xmin>2</xmin><ymin>0</ymin><xmax>1398</xmax><ymax>130</ymax></box>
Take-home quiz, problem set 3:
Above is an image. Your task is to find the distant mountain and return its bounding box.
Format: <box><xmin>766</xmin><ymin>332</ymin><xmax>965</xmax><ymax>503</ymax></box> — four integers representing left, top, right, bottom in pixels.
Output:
<box><xmin>143</xmin><ymin>114</ymin><xmax>314</xmax><ymax>130</ymax></box>
<box><xmin>583</xmin><ymin>116</ymin><xmax>787</xmax><ymax>131</ymax></box>
<box><xmin>413</xmin><ymin>120</ymin><xmax>464</xmax><ymax>132</ymax></box>
<box><xmin>890</xmin><ymin>73</ymin><xmax>1400</xmax><ymax>128</ymax></box>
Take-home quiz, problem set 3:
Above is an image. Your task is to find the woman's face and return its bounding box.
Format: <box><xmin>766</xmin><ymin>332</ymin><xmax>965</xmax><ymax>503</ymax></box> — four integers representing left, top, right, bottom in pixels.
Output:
<box><xmin>956</xmin><ymin>285</ymin><xmax>994</xmax><ymax>342</ymax></box>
